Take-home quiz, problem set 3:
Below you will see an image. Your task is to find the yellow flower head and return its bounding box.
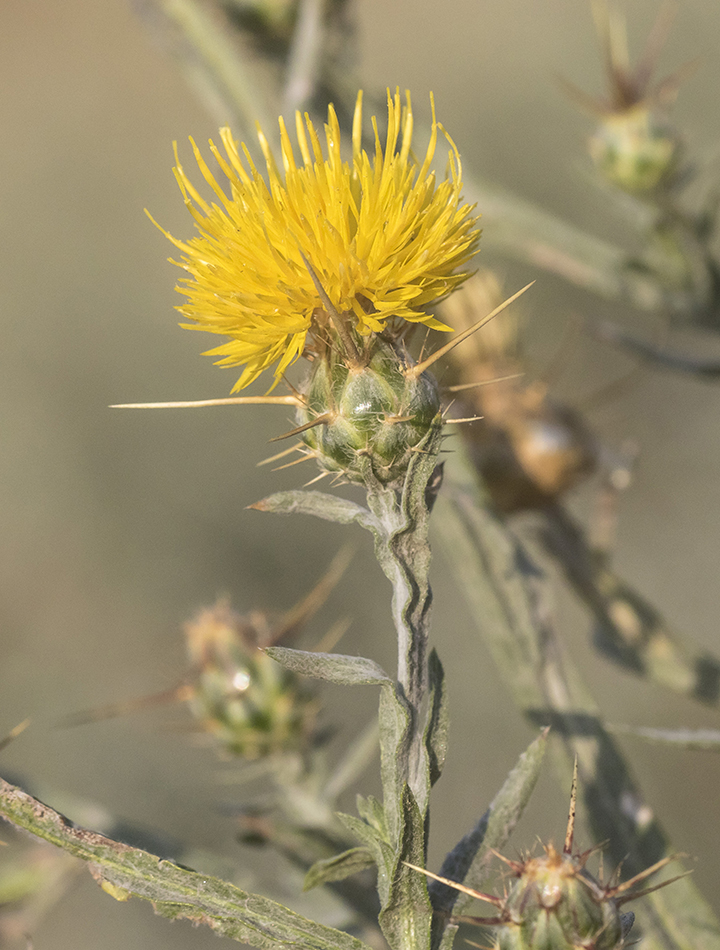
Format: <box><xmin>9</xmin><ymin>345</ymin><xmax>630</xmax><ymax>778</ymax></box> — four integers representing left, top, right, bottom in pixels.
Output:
<box><xmin>155</xmin><ymin>90</ymin><xmax>480</xmax><ymax>391</ymax></box>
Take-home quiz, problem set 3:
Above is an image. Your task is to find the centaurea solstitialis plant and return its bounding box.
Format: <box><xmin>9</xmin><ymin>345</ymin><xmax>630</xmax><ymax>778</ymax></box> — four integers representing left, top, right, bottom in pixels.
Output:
<box><xmin>0</xmin><ymin>88</ymin><xmax>683</xmax><ymax>950</ymax></box>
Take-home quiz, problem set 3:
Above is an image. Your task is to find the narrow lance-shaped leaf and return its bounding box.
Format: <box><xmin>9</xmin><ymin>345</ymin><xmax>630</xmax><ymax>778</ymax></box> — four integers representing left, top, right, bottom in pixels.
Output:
<box><xmin>424</xmin><ymin>649</ymin><xmax>449</xmax><ymax>788</ymax></box>
<box><xmin>266</xmin><ymin>647</ymin><xmax>391</xmax><ymax>686</ymax></box>
<box><xmin>249</xmin><ymin>490</ymin><xmax>376</xmax><ymax>529</ymax></box>
<box><xmin>304</xmin><ymin>847</ymin><xmax>376</xmax><ymax>891</ymax></box>
<box><xmin>431</xmin><ymin>728</ymin><xmax>548</xmax><ymax>920</ymax></box>
<box><xmin>0</xmin><ymin>776</ymin><xmax>373</xmax><ymax>950</ymax></box>
<box><xmin>378</xmin><ymin>682</ymin><xmax>411</xmax><ymax>845</ymax></box>
<box><xmin>378</xmin><ymin>785</ymin><xmax>433</xmax><ymax>950</ymax></box>
<box><xmin>335</xmin><ymin>810</ymin><xmax>394</xmax><ymax>899</ymax></box>
<box><xmin>606</xmin><ymin>724</ymin><xmax>720</xmax><ymax>751</ymax></box>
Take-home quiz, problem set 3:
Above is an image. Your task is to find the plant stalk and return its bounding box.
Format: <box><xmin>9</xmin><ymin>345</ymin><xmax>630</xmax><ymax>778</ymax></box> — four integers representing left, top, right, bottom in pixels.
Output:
<box><xmin>361</xmin><ymin>425</ymin><xmax>442</xmax><ymax>818</ymax></box>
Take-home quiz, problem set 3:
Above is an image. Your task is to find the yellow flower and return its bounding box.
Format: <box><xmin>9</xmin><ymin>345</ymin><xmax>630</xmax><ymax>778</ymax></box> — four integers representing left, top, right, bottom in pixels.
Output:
<box><xmin>153</xmin><ymin>90</ymin><xmax>480</xmax><ymax>391</ymax></box>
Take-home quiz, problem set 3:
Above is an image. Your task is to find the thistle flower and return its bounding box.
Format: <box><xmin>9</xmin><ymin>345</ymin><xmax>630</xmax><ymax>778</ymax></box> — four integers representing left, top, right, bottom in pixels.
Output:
<box><xmin>153</xmin><ymin>89</ymin><xmax>480</xmax><ymax>392</ymax></box>
<box><xmin>136</xmin><ymin>91</ymin><xmax>530</xmax><ymax>487</ymax></box>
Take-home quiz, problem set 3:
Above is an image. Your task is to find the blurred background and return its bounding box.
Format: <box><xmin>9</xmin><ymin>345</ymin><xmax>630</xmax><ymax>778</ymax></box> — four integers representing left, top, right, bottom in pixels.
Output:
<box><xmin>2</xmin><ymin>0</ymin><xmax>720</xmax><ymax>946</ymax></box>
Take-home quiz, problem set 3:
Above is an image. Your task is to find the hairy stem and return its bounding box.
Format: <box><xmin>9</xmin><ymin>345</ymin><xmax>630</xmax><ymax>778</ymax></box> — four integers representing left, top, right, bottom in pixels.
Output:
<box><xmin>362</xmin><ymin>423</ymin><xmax>442</xmax><ymax>817</ymax></box>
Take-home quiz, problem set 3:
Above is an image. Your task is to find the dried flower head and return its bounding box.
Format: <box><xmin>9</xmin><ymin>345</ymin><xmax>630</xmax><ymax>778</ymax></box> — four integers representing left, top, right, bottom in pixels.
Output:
<box><xmin>438</xmin><ymin>273</ymin><xmax>597</xmax><ymax>511</ymax></box>
<box><xmin>152</xmin><ymin>90</ymin><xmax>480</xmax><ymax>391</ymax></box>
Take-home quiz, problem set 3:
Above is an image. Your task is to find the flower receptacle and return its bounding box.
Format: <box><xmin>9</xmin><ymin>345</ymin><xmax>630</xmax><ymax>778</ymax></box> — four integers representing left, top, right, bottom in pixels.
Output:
<box><xmin>297</xmin><ymin>338</ymin><xmax>441</xmax><ymax>486</ymax></box>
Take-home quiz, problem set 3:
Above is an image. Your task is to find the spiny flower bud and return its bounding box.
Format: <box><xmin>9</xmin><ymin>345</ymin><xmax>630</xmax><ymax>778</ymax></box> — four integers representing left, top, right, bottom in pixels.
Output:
<box><xmin>408</xmin><ymin>764</ymin><xmax>684</xmax><ymax>950</ymax></box>
<box><xmin>185</xmin><ymin>601</ymin><xmax>319</xmax><ymax>759</ymax></box>
<box><xmin>297</xmin><ymin>338</ymin><xmax>441</xmax><ymax>486</ymax></box>
<box><xmin>494</xmin><ymin>844</ymin><xmax>625</xmax><ymax>950</ymax></box>
<box><xmin>438</xmin><ymin>273</ymin><xmax>597</xmax><ymax>512</ymax></box>
<box><xmin>563</xmin><ymin>4</ymin><xmax>692</xmax><ymax>199</ymax></box>
<box><xmin>588</xmin><ymin>107</ymin><xmax>681</xmax><ymax>195</ymax></box>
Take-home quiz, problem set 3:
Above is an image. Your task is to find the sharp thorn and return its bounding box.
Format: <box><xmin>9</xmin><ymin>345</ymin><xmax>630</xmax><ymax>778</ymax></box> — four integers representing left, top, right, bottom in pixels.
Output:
<box><xmin>402</xmin><ymin>863</ymin><xmax>504</xmax><ymax>907</ymax></box>
<box><xmin>258</xmin><ymin>444</ymin><xmax>304</xmax><ymax>467</ymax></box>
<box><xmin>303</xmin><ymin>470</ymin><xmax>331</xmax><ymax>487</ymax></box>
<box><xmin>408</xmin><ymin>283</ymin><xmax>534</xmax><ymax>379</ymax></box>
<box><xmin>444</xmin><ymin>373</ymin><xmax>525</xmax><ymax>392</ymax></box>
<box><xmin>268</xmin><ymin>413</ymin><xmax>334</xmax><ymax>443</ymax></box>
<box><xmin>615</xmin><ymin>871</ymin><xmax>692</xmax><ymax>906</ymax></box>
<box><xmin>271</xmin><ymin>454</ymin><xmax>316</xmax><ymax>471</ymax></box>
<box><xmin>111</xmin><ymin>395</ymin><xmax>302</xmax><ymax>409</ymax></box>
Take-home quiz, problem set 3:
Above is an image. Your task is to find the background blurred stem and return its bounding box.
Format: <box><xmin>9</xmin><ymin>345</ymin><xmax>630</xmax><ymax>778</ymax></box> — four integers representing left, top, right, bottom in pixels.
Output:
<box><xmin>145</xmin><ymin>0</ymin><xmax>274</xmax><ymax>135</ymax></box>
<box><xmin>536</xmin><ymin>503</ymin><xmax>720</xmax><ymax>706</ymax></box>
<box><xmin>463</xmin><ymin>177</ymin><xmax>685</xmax><ymax>313</ymax></box>
<box><xmin>282</xmin><ymin>0</ymin><xmax>326</xmax><ymax>114</ymax></box>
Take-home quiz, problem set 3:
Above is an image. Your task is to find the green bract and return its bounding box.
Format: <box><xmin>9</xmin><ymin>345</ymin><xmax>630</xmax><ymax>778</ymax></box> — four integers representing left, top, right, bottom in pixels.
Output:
<box><xmin>497</xmin><ymin>847</ymin><xmax>625</xmax><ymax>950</ymax></box>
<box><xmin>298</xmin><ymin>339</ymin><xmax>441</xmax><ymax>486</ymax></box>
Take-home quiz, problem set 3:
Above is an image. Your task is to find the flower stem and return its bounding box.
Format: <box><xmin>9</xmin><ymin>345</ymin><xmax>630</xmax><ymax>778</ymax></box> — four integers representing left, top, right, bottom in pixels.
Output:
<box><xmin>362</xmin><ymin>422</ymin><xmax>443</xmax><ymax>816</ymax></box>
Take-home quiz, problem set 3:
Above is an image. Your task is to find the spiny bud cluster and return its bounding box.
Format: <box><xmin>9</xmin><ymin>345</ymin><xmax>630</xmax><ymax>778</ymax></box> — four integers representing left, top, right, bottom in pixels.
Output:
<box><xmin>563</xmin><ymin>4</ymin><xmax>690</xmax><ymax>199</ymax></box>
<box><xmin>289</xmin><ymin>274</ymin><xmax>530</xmax><ymax>488</ymax></box>
<box><xmin>489</xmin><ymin>843</ymin><xmax>636</xmax><ymax>950</ymax></box>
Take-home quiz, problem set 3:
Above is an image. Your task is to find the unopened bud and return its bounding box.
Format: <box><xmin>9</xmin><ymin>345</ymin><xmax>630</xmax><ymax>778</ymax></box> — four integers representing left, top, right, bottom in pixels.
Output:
<box><xmin>185</xmin><ymin>602</ymin><xmax>318</xmax><ymax>759</ymax></box>
<box><xmin>498</xmin><ymin>845</ymin><xmax>623</xmax><ymax>950</ymax></box>
<box><xmin>589</xmin><ymin>107</ymin><xmax>681</xmax><ymax>195</ymax></box>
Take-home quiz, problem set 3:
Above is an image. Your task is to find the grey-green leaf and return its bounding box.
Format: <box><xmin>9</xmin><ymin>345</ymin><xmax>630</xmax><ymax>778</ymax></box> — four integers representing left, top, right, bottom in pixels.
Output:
<box><xmin>266</xmin><ymin>647</ymin><xmax>391</xmax><ymax>685</ymax></box>
<box><xmin>0</xmin><ymin>776</ymin><xmax>373</xmax><ymax>950</ymax></box>
<box><xmin>424</xmin><ymin>649</ymin><xmax>449</xmax><ymax>787</ymax></box>
<box><xmin>303</xmin><ymin>848</ymin><xmax>376</xmax><ymax>891</ymax></box>
<box><xmin>607</xmin><ymin>724</ymin><xmax>720</xmax><ymax>750</ymax></box>
<box><xmin>335</xmin><ymin>812</ymin><xmax>394</xmax><ymax>893</ymax></box>
<box><xmin>249</xmin><ymin>491</ymin><xmax>375</xmax><ymax>528</ymax></box>
<box><xmin>355</xmin><ymin>795</ymin><xmax>387</xmax><ymax>838</ymax></box>
<box><xmin>378</xmin><ymin>683</ymin><xmax>411</xmax><ymax>844</ymax></box>
<box><xmin>378</xmin><ymin>785</ymin><xmax>432</xmax><ymax>950</ymax></box>
<box><xmin>432</xmin><ymin>729</ymin><xmax>548</xmax><ymax>920</ymax></box>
